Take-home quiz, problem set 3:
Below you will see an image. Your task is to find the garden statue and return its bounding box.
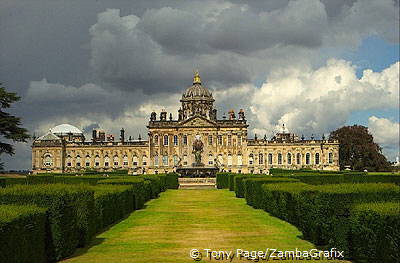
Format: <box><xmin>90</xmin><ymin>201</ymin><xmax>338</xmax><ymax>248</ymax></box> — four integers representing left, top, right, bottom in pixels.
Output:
<box><xmin>192</xmin><ymin>135</ymin><xmax>204</xmax><ymax>166</ymax></box>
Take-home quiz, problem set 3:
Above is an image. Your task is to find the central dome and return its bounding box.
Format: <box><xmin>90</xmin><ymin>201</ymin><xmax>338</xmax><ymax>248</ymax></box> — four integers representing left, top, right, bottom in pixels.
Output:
<box><xmin>51</xmin><ymin>124</ymin><xmax>82</xmax><ymax>135</ymax></box>
<box><xmin>181</xmin><ymin>71</ymin><xmax>213</xmax><ymax>101</ymax></box>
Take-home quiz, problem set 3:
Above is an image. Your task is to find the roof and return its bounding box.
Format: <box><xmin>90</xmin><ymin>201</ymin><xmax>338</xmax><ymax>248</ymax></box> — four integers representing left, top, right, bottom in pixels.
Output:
<box><xmin>36</xmin><ymin>131</ymin><xmax>61</xmax><ymax>141</ymax></box>
<box><xmin>181</xmin><ymin>72</ymin><xmax>214</xmax><ymax>101</ymax></box>
<box><xmin>50</xmin><ymin>124</ymin><xmax>82</xmax><ymax>135</ymax></box>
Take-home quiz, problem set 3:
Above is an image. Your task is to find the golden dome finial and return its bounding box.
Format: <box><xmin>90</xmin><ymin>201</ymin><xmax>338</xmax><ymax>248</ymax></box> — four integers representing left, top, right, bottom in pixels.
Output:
<box><xmin>193</xmin><ymin>70</ymin><xmax>201</xmax><ymax>84</ymax></box>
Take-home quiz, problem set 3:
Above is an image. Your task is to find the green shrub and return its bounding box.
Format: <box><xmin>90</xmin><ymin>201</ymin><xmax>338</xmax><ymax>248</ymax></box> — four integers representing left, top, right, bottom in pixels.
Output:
<box><xmin>92</xmin><ymin>185</ymin><xmax>134</xmax><ymax>232</ymax></box>
<box><xmin>350</xmin><ymin>202</ymin><xmax>400</xmax><ymax>262</ymax></box>
<box><xmin>1</xmin><ymin>177</ymin><xmax>27</xmax><ymax>186</ymax></box>
<box><xmin>155</xmin><ymin>174</ymin><xmax>167</xmax><ymax>192</ymax></box>
<box><xmin>0</xmin><ymin>178</ymin><xmax>5</xmax><ymax>188</ymax></box>
<box><xmin>143</xmin><ymin>181</ymin><xmax>153</xmax><ymax>201</ymax></box>
<box><xmin>244</xmin><ymin>178</ymin><xmax>300</xmax><ymax>209</ymax></box>
<box><xmin>234</xmin><ymin>174</ymin><xmax>264</xmax><ymax>198</ymax></box>
<box><xmin>228</xmin><ymin>173</ymin><xmax>240</xmax><ymax>191</ymax></box>
<box><xmin>165</xmin><ymin>173</ymin><xmax>179</xmax><ymax>189</ymax></box>
<box><xmin>26</xmin><ymin>175</ymin><xmax>55</xmax><ymax>184</ymax></box>
<box><xmin>0</xmin><ymin>184</ymin><xmax>95</xmax><ymax>261</ymax></box>
<box><xmin>140</xmin><ymin>175</ymin><xmax>161</xmax><ymax>198</ymax></box>
<box><xmin>297</xmin><ymin>174</ymin><xmax>400</xmax><ymax>185</ymax></box>
<box><xmin>0</xmin><ymin>204</ymin><xmax>47</xmax><ymax>263</ymax></box>
<box><xmin>98</xmin><ymin>178</ymin><xmax>146</xmax><ymax>209</ymax></box>
<box><xmin>216</xmin><ymin>173</ymin><xmax>230</xmax><ymax>189</ymax></box>
<box><xmin>54</xmin><ymin>175</ymin><xmax>111</xmax><ymax>185</ymax></box>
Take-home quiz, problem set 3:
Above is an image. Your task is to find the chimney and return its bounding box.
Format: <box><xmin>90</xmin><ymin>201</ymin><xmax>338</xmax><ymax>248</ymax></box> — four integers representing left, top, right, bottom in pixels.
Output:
<box><xmin>120</xmin><ymin>128</ymin><xmax>125</xmax><ymax>143</ymax></box>
<box><xmin>92</xmin><ymin>129</ymin><xmax>97</xmax><ymax>142</ymax></box>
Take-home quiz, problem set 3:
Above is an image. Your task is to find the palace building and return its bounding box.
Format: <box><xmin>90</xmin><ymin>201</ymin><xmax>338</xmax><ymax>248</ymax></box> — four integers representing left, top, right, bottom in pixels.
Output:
<box><xmin>32</xmin><ymin>72</ymin><xmax>340</xmax><ymax>174</ymax></box>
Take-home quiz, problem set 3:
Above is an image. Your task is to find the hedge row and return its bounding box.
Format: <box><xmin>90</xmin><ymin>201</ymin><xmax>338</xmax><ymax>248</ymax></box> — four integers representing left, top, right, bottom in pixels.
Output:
<box><xmin>164</xmin><ymin>173</ymin><xmax>179</xmax><ymax>189</ymax></box>
<box><xmin>0</xmin><ymin>204</ymin><xmax>47</xmax><ymax>263</ymax></box>
<box><xmin>216</xmin><ymin>173</ymin><xmax>230</xmax><ymax>189</ymax></box>
<box><xmin>260</xmin><ymin>182</ymin><xmax>400</xmax><ymax>260</ymax></box>
<box><xmin>0</xmin><ymin>184</ymin><xmax>95</xmax><ymax>262</ymax></box>
<box><xmin>233</xmin><ymin>175</ymin><xmax>264</xmax><ymax>198</ymax></box>
<box><xmin>295</xmin><ymin>174</ymin><xmax>400</xmax><ymax>185</ymax></box>
<box><xmin>350</xmin><ymin>202</ymin><xmax>400</xmax><ymax>262</ymax></box>
<box><xmin>0</xmin><ymin>178</ymin><xmax>5</xmax><ymax>188</ymax></box>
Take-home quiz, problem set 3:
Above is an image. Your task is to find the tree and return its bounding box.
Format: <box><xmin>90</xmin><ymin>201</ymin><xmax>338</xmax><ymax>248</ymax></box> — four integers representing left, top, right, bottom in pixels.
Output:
<box><xmin>329</xmin><ymin>125</ymin><xmax>391</xmax><ymax>171</ymax></box>
<box><xmin>0</xmin><ymin>83</ymin><xmax>30</xmax><ymax>170</ymax></box>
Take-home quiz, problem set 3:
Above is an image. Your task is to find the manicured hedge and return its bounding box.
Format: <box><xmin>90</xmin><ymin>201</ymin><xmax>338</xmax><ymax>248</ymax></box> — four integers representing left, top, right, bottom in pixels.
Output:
<box><xmin>54</xmin><ymin>175</ymin><xmax>112</xmax><ymax>185</ymax></box>
<box><xmin>165</xmin><ymin>173</ymin><xmax>179</xmax><ymax>189</ymax></box>
<box><xmin>26</xmin><ymin>175</ymin><xmax>55</xmax><ymax>184</ymax></box>
<box><xmin>350</xmin><ymin>202</ymin><xmax>400</xmax><ymax>262</ymax></box>
<box><xmin>261</xmin><ymin>183</ymin><xmax>400</xmax><ymax>254</ymax></box>
<box><xmin>296</xmin><ymin>174</ymin><xmax>400</xmax><ymax>185</ymax></box>
<box><xmin>0</xmin><ymin>177</ymin><xmax>27</xmax><ymax>186</ymax></box>
<box><xmin>140</xmin><ymin>175</ymin><xmax>162</xmax><ymax>198</ymax></box>
<box><xmin>0</xmin><ymin>178</ymin><xmax>5</xmax><ymax>188</ymax></box>
<box><xmin>0</xmin><ymin>184</ymin><xmax>95</xmax><ymax>262</ymax></box>
<box><xmin>244</xmin><ymin>178</ymin><xmax>300</xmax><ymax>209</ymax></box>
<box><xmin>98</xmin><ymin>178</ymin><xmax>146</xmax><ymax>209</ymax></box>
<box><xmin>234</xmin><ymin>174</ymin><xmax>264</xmax><ymax>198</ymax></box>
<box><xmin>92</xmin><ymin>185</ymin><xmax>134</xmax><ymax>232</ymax></box>
<box><xmin>0</xmin><ymin>204</ymin><xmax>47</xmax><ymax>263</ymax></box>
<box><xmin>216</xmin><ymin>173</ymin><xmax>230</xmax><ymax>189</ymax></box>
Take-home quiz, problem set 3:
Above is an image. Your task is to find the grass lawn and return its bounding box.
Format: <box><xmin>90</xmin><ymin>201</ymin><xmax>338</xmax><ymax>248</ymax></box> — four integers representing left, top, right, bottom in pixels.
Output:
<box><xmin>63</xmin><ymin>189</ymin><xmax>348</xmax><ymax>263</ymax></box>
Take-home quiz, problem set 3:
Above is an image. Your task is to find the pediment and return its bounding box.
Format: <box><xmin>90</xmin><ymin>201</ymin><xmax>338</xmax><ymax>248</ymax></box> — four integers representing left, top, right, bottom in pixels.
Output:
<box><xmin>179</xmin><ymin>115</ymin><xmax>217</xmax><ymax>127</ymax></box>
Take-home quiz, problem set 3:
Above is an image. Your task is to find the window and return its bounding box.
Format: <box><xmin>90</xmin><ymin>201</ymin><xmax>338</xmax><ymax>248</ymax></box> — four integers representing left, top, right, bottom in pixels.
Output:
<box><xmin>76</xmin><ymin>155</ymin><xmax>81</xmax><ymax>167</ymax></box>
<box><xmin>104</xmin><ymin>156</ymin><xmax>110</xmax><ymax>167</ymax></box>
<box><xmin>228</xmin><ymin>135</ymin><xmax>232</xmax><ymax>146</ymax></box>
<box><xmin>218</xmin><ymin>135</ymin><xmax>222</xmax><ymax>145</ymax></box>
<box><xmin>154</xmin><ymin>155</ymin><xmax>159</xmax><ymax>166</ymax></box>
<box><xmin>237</xmin><ymin>155</ymin><xmax>243</xmax><ymax>166</ymax></box>
<box><xmin>268</xmin><ymin>153</ymin><xmax>273</xmax><ymax>165</ymax></box>
<box><xmin>287</xmin><ymin>153</ymin><xmax>292</xmax><ymax>165</ymax></box>
<box><xmin>296</xmin><ymin>153</ymin><xmax>301</xmax><ymax>165</ymax></box>
<box><xmin>132</xmin><ymin>156</ymin><xmax>138</xmax><ymax>166</ymax></box>
<box><xmin>227</xmin><ymin>154</ymin><xmax>232</xmax><ymax>166</ymax></box>
<box><xmin>315</xmin><ymin>153</ymin><xmax>320</xmax><ymax>165</ymax></box>
<box><xmin>142</xmin><ymin>156</ymin><xmax>147</xmax><ymax>166</ymax></box>
<box><xmin>278</xmin><ymin>153</ymin><xmax>282</xmax><ymax>165</ymax></box>
<box><xmin>249</xmin><ymin>154</ymin><xmax>254</xmax><ymax>165</ymax></box>
<box><xmin>66</xmin><ymin>155</ymin><xmax>72</xmax><ymax>167</ymax></box>
<box><xmin>183</xmin><ymin>135</ymin><xmax>188</xmax><ymax>145</ymax></box>
<box><xmin>164</xmin><ymin>135</ymin><xmax>169</xmax><ymax>146</ymax></box>
<box><xmin>237</xmin><ymin>135</ymin><xmax>241</xmax><ymax>146</ymax></box>
<box><xmin>306</xmin><ymin>153</ymin><xmax>311</xmax><ymax>165</ymax></box>
<box><xmin>208</xmin><ymin>135</ymin><xmax>213</xmax><ymax>145</ymax></box>
<box><xmin>183</xmin><ymin>155</ymin><xmax>188</xmax><ymax>166</ymax></box>
<box><xmin>113</xmin><ymin>156</ymin><xmax>119</xmax><ymax>166</ymax></box>
<box><xmin>123</xmin><ymin>155</ymin><xmax>128</xmax><ymax>166</ymax></box>
<box><xmin>85</xmin><ymin>160</ymin><xmax>90</xmax><ymax>167</ymax></box>
<box><xmin>95</xmin><ymin>155</ymin><xmax>100</xmax><ymax>167</ymax></box>
<box><xmin>43</xmin><ymin>154</ymin><xmax>53</xmax><ymax>167</ymax></box>
<box><xmin>154</xmin><ymin>135</ymin><xmax>158</xmax><ymax>145</ymax></box>
<box><xmin>208</xmin><ymin>154</ymin><xmax>213</xmax><ymax>165</ymax></box>
<box><xmin>328</xmin><ymin>152</ymin><xmax>333</xmax><ymax>164</ymax></box>
<box><xmin>173</xmin><ymin>135</ymin><xmax>178</xmax><ymax>146</ymax></box>
<box><xmin>173</xmin><ymin>155</ymin><xmax>179</xmax><ymax>166</ymax></box>
<box><xmin>162</xmin><ymin>156</ymin><xmax>168</xmax><ymax>166</ymax></box>
<box><xmin>259</xmin><ymin>153</ymin><xmax>263</xmax><ymax>165</ymax></box>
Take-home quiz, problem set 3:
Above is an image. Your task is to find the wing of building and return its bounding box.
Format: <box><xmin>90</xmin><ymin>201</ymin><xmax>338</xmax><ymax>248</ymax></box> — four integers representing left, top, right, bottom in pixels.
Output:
<box><xmin>32</xmin><ymin>72</ymin><xmax>339</xmax><ymax>174</ymax></box>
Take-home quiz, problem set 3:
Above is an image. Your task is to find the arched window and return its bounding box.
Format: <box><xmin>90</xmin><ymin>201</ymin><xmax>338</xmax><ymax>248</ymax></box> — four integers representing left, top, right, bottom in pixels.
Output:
<box><xmin>142</xmin><ymin>156</ymin><xmax>147</xmax><ymax>166</ymax></box>
<box><xmin>249</xmin><ymin>154</ymin><xmax>254</xmax><ymax>165</ymax></box>
<box><xmin>132</xmin><ymin>156</ymin><xmax>138</xmax><ymax>166</ymax></box>
<box><xmin>227</xmin><ymin>154</ymin><xmax>232</xmax><ymax>166</ymax></box>
<box><xmin>328</xmin><ymin>152</ymin><xmax>333</xmax><ymax>164</ymax></box>
<box><xmin>237</xmin><ymin>155</ymin><xmax>243</xmax><ymax>166</ymax></box>
<box><xmin>173</xmin><ymin>135</ymin><xmax>178</xmax><ymax>146</ymax></box>
<box><xmin>208</xmin><ymin>154</ymin><xmax>213</xmax><ymax>165</ymax></box>
<box><xmin>76</xmin><ymin>155</ymin><xmax>81</xmax><ymax>167</ymax></box>
<box><xmin>268</xmin><ymin>153</ymin><xmax>273</xmax><ymax>165</ymax></box>
<box><xmin>104</xmin><ymin>155</ymin><xmax>110</xmax><ymax>167</ymax></box>
<box><xmin>208</xmin><ymin>135</ymin><xmax>213</xmax><ymax>145</ymax></box>
<box><xmin>67</xmin><ymin>155</ymin><xmax>72</xmax><ymax>167</ymax></box>
<box><xmin>183</xmin><ymin>135</ymin><xmax>188</xmax><ymax>145</ymax></box>
<box><xmin>113</xmin><ymin>156</ymin><xmax>119</xmax><ymax>167</ymax></box>
<box><xmin>123</xmin><ymin>155</ymin><xmax>128</xmax><ymax>166</ymax></box>
<box><xmin>154</xmin><ymin>135</ymin><xmax>158</xmax><ymax>145</ymax></box>
<box><xmin>287</xmin><ymin>153</ymin><xmax>292</xmax><ymax>165</ymax></box>
<box><xmin>218</xmin><ymin>135</ymin><xmax>222</xmax><ymax>145</ymax></box>
<box><xmin>43</xmin><ymin>154</ymin><xmax>53</xmax><ymax>167</ymax></box>
<box><xmin>173</xmin><ymin>155</ymin><xmax>179</xmax><ymax>166</ymax></box>
<box><xmin>278</xmin><ymin>153</ymin><xmax>282</xmax><ymax>165</ymax></box>
<box><xmin>164</xmin><ymin>135</ymin><xmax>169</xmax><ymax>146</ymax></box>
<box><xmin>306</xmin><ymin>153</ymin><xmax>311</xmax><ymax>165</ymax></box>
<box><xmin>162</xmin><ymin>155</ymin><xmax>168</xmax><ymax>166</ymax></box>
<box><xmin>154</xmin><ymin>155</ymin><xmax>159</xmax><ymax>166</ymax></box>
<box><xmin>315</xmin><ymin>153</ymin><xmax>320</xmax><ymax>165</ymax></box>
<box><xmin>296</xmin><ymin>153</ymin><xmax>301</xmax><ymax>165</ymax></box>
<box><xmin>85</xmin><ymin>156</ymin><xmax>90</xmax><ymax>167</ymax></box>
<box><xmin>259</xmin><ymin>153</ymin><xmax>263</xmax><ymax>165</ymax></box>
<box><xmin>218</xmin><ymin>154</ymin><xmax>223</xmax><ymax>165</ymax></box>
<box><xmin>95</xmin><ymin>155</ymin><xmax>100</xmax><ymax>167</ymax></box>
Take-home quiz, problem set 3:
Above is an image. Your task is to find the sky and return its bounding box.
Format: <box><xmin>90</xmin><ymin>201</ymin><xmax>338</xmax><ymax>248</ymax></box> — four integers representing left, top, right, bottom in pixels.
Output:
<box><xmin>0</xmin><ymin>0</ymin><xmax>399</xmax><ymax>170</ymax></box>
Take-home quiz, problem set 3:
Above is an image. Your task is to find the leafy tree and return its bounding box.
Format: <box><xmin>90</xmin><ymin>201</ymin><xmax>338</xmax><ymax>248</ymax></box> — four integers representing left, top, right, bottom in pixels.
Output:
<box><xmin>329</xmin><ymin>125</ymin><xmax>391</xmax><ymax>171</ymax></box>
<box><xmin>0</xmin><ymin>83</ymin><xmax>30</xmax><ymax>170</ymax></box>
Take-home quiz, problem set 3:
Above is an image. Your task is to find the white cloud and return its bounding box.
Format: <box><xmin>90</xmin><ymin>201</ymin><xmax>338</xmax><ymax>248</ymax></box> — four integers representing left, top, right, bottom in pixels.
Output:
<box><xmin>368</xmin><ymin>116</ymin><xmax>399</xmax><ymax>148</ymax></box>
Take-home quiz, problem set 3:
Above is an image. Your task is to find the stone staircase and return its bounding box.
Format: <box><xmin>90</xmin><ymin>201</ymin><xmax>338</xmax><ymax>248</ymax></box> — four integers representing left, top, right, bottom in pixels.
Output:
<box><xmin>178</xmin><ymin>178</ymin><xmax>216</xmax><ymax>189</ymax></box>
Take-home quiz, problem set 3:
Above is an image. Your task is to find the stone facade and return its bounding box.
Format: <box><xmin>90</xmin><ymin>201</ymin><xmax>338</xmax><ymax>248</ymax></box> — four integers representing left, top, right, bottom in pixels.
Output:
<box><xmin>32</xmin><ymin>73</ymin><xmax>339</xmax><ymax>174</ymax></box>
